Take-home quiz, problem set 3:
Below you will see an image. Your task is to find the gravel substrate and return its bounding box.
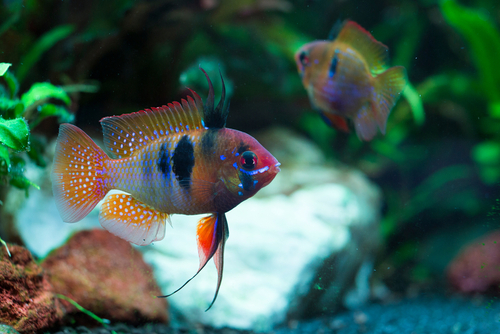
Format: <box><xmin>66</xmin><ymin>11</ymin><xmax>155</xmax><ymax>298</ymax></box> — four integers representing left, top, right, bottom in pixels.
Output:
<box><xmin>47</xmin><ymin>294</ymin><xmax>500</xmax><ymax>334</ymax></box>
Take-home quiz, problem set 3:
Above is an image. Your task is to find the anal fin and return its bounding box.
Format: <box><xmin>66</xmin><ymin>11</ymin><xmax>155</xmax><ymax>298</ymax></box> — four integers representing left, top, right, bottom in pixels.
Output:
<box><xmin>99</xmin><ymin>193</ymin><xmax>168</xmax><ymax>246</ymax></box>
<box><xmin>158</xmin><ymin>212</ymin><xmax>228</xmax><ymax>311</ymax></box>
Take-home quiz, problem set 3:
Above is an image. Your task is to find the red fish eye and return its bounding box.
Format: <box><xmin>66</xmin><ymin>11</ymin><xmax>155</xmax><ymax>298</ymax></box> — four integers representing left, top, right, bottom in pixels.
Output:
<box><xmin>241</xmin><ymin>151</ymin><xmax>257</xmax><ymax>170</ymax></box>
<box><xmin>299</xmin><ymin>52</ymin><xmax>309</xmax><ymax>66</ymax></box>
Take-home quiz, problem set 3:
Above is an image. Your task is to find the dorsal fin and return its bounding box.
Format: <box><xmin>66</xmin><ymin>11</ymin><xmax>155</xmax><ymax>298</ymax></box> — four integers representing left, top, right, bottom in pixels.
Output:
<box><xmin>328</xmin><ymin>19</ymin><xmax>344</xmax><ymax>40</ymax></box>
<box><xmin>200</xmin><ymin>67</ymin><xmax>229</xmax><ymax>129</ymax></box>
<box><xmin>335</xmin><ymin>20</ymin><xmax>389</xmax><ymax>74</ymax></box>
<box><xmin>100</xmin><ymin>90</ymin><xmax>204</xmax><ymax>159</ymax></box>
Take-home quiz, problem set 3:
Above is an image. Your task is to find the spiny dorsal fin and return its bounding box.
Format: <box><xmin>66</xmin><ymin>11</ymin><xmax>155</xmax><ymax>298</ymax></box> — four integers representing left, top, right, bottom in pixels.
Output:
<box><xmin>200</xmin><ymin>67</ymin><xmax>229</xmax><ymax>129</ymax></box>
<box><xmin>335</xmin><ymin>20</ymin><xmax>389</xmax><ymax>74</ymax></box>
<box><xmin>100</xmin><ymin>90</ymin><xmax>204</xmax><ymax>159</ymax></box>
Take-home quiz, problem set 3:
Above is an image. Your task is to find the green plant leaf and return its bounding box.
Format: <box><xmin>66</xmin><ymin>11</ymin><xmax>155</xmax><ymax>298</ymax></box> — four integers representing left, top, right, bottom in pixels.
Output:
<box><xmin>0</xmin><ymin>237</ymin><xmax>11</xmax><ymax>257</ymax></box>
<box><xmin>0</xmin><ymin>117</ymin><xmax>29</xmax><ymax>151</ymax></box>
<box><xmin>471</xmin><ymin>141</ymin><xmax>500</xmax><ymax>184</ymax></box>
<box><xmin>0</xmin><ymin>97</ymin><xmax>23</xmax><ymax>116</ymax></box>
<box><xmin>0</xmin><ymin>0</ymin><xmax>21</xmax><ymax>37</ymax></box>
<box><xmin>17</xmin><ymin>25</ymin><xmax>74</xmax><ymax>83</ymax></box>
<box><xmin>26</xmin><ymin>135</ymin><xmax>46</xmax><ymax>167</ymax></box>
<box><xmin>0</xmin><ymin>144</ymin><xmax>10</xmax><ymax>174</ymax></box>
<box><xmin>472</xmin><ymin>141</ymin><xmax>500</xmax><ymax>164</ymax></box>
<box><xmin>440</xmin><ymin>0</ymin><xmax>500</xmax><ymax>113</ymax></box>
<box><xmin>21</xmin><ymin>82</ymin><xmax>71</xmax><ymax>108</ymax></box>
<box><xmin>0</xmin><ymin>63</ymin><xmax>11</xmax><ymax>76</ymax></box>
<box><xmin>402</xmin><ymin>81</ymin><xmax>425</xmax><ymax>126</ymax></box>
<box><xmin>8</xmin><ymin>156</ymin><xmax>39</xmax><ymax>196</ymax></box>
<box><xmin>30</xmin><ymin>103</ymin><xmax>74</xmax><ymax>129</ymax></box>
<box><xmin>1</xmin><ymin>69</ymin><xmax>20</xmax><ymax>99</ymax></box>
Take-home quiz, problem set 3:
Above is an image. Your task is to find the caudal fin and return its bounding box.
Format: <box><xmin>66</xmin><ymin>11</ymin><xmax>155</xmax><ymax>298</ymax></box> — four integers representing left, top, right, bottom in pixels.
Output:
<box><xmin>372</xmin><ymin>65</ymin><xmax>407</xmax><ymax>134</ymax></box>
<box><xmin>51</xmin><ymin>123</ymin><xmax>109</xmax><ymax>223</ymax></box>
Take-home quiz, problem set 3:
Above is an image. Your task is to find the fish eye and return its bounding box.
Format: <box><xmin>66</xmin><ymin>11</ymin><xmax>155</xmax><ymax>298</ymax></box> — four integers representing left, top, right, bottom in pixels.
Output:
<box><xmin>240</xmin><ymin>151</ymin><xmax>258</xmax><ymax>170</ymax></box>
<box><xmin>299</xmin><ymin>52</ymin><xmax>309</xmax><ymax>67</ymax></box>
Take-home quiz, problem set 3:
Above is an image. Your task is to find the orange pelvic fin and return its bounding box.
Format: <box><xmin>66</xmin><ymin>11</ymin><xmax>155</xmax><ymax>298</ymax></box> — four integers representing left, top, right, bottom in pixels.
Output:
<box><xmin>373</xmin><ymin>66</ymin><xmax>407</xmax><ymax>134</ymax></box>
<box><xmin>158</xmin><ymin>212</ymin><xmax>228</xmax><ymax>311</ymax></box>
<box><xmin>99</xmin><ymin>193</ymin><xmax>168</xmax><ymax>246</ymax></box>
<box><xmin>320</xmin><ymin>112</ymin><xmax>350</xmax><ymax>133</ymax></box>
<box><xmin>51</xmin><ymin>124</ymin><xmax>110</xmax><ymax>223</ymax></box>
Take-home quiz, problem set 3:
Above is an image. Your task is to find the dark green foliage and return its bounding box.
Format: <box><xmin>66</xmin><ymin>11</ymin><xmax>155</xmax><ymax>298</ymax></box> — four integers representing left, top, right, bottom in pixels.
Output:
<box><xmin>441</xmin><ymin>0</ymin><xmax>500</xmax><ymax>115</ymax></box>
<box><xmin>440</xmin><ymin>0</ymin><xmax>500</xmax><ymax>185</ymax></box>
<box><xmin>0</xmin><ymin>62</ymin><xmax>75</xmax><ymax>194</ymax></box>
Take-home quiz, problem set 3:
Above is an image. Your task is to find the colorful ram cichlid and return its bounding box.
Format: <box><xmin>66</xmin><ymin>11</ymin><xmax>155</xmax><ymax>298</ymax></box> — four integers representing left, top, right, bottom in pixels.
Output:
<box><xmin>51</xmin><ymin>68</ymin><xmax>281</xmax><ymax>310</ymax></box>
<box><xmin>295</xmin><ymin>20</ymin><xmax>407</xmax><ymax>141</ymax></box>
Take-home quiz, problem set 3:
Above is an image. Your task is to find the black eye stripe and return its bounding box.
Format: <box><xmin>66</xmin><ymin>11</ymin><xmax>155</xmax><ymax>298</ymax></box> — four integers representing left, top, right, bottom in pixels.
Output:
<box><xmin>299</xmin><ymin>52</ymin><xmax>309</xmax><ymax>66</ymax></box>
<box><xmin>241</xmin><ymin>151</ymin><xmax>257</xmax><ymax>170</ymax></box>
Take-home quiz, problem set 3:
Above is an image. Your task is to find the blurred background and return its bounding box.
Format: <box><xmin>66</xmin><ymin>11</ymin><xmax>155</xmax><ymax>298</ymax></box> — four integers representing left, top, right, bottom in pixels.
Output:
<box><xmin>1</xmin><ymin>0</ymin><xmax>500</xmax><ymax>330</ymax></box>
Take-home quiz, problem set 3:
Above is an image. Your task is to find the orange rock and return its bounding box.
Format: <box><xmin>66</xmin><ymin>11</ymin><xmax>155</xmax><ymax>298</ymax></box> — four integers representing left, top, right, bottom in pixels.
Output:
<box><xmin>0</xmin><ymin>245</ymin><xmax>64</xmax><ymax>333</ymax></box>
<box><xmin>41</xmin><ymin>229</ymin><xmax>168</xmax><ymax>325</ymax></box>
<box><xmin>447</xmin><ymin>230</ymin><xmax>500</xmax><ymax>294</ymax></box>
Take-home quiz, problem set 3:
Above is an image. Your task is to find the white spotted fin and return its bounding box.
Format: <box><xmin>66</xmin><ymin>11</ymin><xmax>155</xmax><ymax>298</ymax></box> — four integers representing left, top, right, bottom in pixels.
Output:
<box><xmin>100</xmin><ymin>90</ymin><xmax>205</xmax><ymax>159</ymax></box>
<box><xmin>99</xmin><ymin>193</ymin><xmax>169</xmax><ymax>246</ymax></box>
<box><xmin>51</xmin><ymin>124</ymin><xmax>110</xmax><ymax>223</ymax></box>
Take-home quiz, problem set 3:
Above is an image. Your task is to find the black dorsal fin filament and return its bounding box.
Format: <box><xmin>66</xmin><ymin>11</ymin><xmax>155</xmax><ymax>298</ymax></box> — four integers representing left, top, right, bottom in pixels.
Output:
<box><xmin>199</xmin><ymin>67</ymin><xmax>229</xmax><ymax>129</ymax></box>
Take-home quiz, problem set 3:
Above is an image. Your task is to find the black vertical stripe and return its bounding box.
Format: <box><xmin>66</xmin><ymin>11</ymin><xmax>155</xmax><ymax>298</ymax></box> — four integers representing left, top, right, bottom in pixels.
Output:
<box><xmin>157</xmin><ymin>143</ymin><xmax>170</xmax><ymax>178</ymax></box>
<box><xmin>172</xmin><ymin>135</ymin><xmax>195</xmax><ymax>189</ymax></box>
<box><xmin>200</xmin><ymin>129</ymin><xmax>218</xmax><ymax>155</ymax></box>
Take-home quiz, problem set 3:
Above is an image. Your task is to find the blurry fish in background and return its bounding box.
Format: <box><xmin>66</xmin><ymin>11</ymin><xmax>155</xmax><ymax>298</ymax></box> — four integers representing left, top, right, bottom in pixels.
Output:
<box><xmin>51</xmin><ymin>68</ymin><xmax>280</xmax><ymax>310</ymax></box>
<box><xmin>295</xmin><ymin>20</ymin><xmax>407</xmax><ymax>141</ymax></box>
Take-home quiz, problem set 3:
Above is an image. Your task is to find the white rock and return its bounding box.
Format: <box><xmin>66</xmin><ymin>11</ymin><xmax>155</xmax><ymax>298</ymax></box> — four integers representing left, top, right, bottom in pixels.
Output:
<box><xmin>141</xmin><ymin>174</ymin><xmax>380</xmax><ymax>330</ymax></box>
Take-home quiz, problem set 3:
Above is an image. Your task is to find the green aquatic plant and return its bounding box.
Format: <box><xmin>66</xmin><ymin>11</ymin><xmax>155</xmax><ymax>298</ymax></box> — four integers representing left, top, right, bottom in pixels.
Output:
<box><xmin>440</xmin><ymin>0</ymin><xmax>500</xmax><ymax>184</ymax></box>
<box><xmin>441</xmin><ymin>0</ymin><xmax>500</xmax><ymax>116</ymax></box>
<box><xmin>0</xmin><ymin>62</ymin><xmax>74</xmax><ymax>194</ymax></box>
<box><xmin>55</xmin><ymin>294</ymin><xmax>117</xmax><ymax>334</ymax></box>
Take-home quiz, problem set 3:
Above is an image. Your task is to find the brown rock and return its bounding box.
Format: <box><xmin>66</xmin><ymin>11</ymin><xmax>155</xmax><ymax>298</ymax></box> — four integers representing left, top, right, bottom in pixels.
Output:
<box><xmin>0</xmin><ymin>244</ymin><xmax>64</xmax><ymax>333</ymax></box>
<box><xmin>41</xmin><ymin>229</ymin><xmax>168</xmax><ymax>325</ymax></box>
<box><xmin>447</xmin><ymin>230</ymin><xmax>500</xmax><ymax>294</ymax></box>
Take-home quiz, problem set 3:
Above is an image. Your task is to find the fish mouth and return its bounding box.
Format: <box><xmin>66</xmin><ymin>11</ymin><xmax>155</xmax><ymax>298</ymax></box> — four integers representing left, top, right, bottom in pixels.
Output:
<box><xmin>272</xmin><ymin>162</ymin><xmax>281</xmax><ymax>174</ymax></box>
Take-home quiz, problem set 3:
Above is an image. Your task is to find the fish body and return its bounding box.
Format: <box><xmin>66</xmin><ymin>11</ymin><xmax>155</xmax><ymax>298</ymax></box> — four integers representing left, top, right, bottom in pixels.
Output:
<box><xmin>51</xmin><ymin>69</ymin><xmax>280</xmax><ymax>310</ymax></box>
<box><xmin>295</xmin><ymin>20</ymin><xmax>407</xmax><ymax>141</ymax></box>
<box><xmin>102</xmin><ymin>126</ymin><xmax>276</xmax><ymax>216</ymax></box>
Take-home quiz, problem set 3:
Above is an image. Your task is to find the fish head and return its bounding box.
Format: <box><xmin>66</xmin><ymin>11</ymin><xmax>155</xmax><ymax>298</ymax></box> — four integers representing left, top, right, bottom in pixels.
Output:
<box><xmin>217</xmin><ymin>129</ymin><xmax>280</xmax><ymax>202</ymax></box>
<box><xmin>295</xmin><ymin>40</ymin><xmax>330</xmax><ymax>87</ymax></box>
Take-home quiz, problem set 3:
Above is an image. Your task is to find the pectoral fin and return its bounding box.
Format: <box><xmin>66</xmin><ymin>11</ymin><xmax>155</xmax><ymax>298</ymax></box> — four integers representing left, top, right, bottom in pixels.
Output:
<box><xmin>158</xmin><ymin>212</ymin><xmax>229</xmax><ymax>311</ymax></box>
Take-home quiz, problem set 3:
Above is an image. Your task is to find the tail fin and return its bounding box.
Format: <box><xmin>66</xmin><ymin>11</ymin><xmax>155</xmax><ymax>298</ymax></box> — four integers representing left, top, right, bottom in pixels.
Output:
<box><xmin>373</xmin><ymin>65</ymin><xmax>407</xmax><ymax>134</ymax></box>
<box><xmin>51</xmin><ymin>123</ymin><xmax>110</xmax><ymax>223</ymax></box>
